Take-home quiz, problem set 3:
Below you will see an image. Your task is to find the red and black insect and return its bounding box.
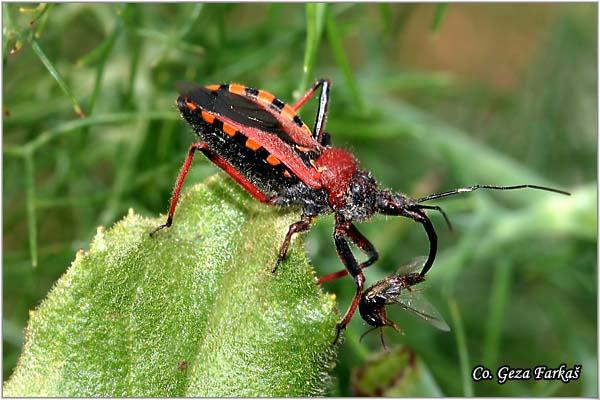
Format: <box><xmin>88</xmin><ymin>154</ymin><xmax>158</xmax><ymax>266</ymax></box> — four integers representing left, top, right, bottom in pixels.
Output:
<box><xmin>152</xmin><ymin>78</ymin><xmax>570</xmax><ymax>343</ymax></box>
<box><xmin>358</xmin><ymin>257</ymin><xmax>449</xmax><ymax>350</ymax></box>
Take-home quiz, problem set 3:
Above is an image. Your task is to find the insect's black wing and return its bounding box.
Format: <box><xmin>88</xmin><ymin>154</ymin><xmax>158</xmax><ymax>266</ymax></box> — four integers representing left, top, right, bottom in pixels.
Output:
<box><xmin>395</xmin><ymin>290</ymin><xmax>450</xmax><ymax>331</ymax></box>
<box><xmin>176</xmin><ymin>81</ymin><xmax>288</xmax><ymax>137</ymax></box>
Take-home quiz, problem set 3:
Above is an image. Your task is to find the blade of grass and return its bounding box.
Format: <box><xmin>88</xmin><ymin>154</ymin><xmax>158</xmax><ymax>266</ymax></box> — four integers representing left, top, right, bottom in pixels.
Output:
<box><xmin>87</xmin><ymin>27</ymin><xmax>119</xmax><ymax>114</ymax></box>
<box><xmin>32</xmin><ymin>3</ymin><xmax>52</xmax><ymax>39</ymax></box>
<box><xmin>378</xmin><ymin>4</ymin><xmax>392</xmax><ymax>34</ymax></box>
<box><xmin>431</xmin><ymin>4</ymin><xmax>448</xmax><ymax>33</ymax></box>
<box><xmin>17</xmin><ymin>3</ymin><xmax>45</xmax><ymax>14</ymax></box>
<box><xmin>28</xmin><ymin>111</ymin><xmax>176</xmax><ymax>152</ymax></box>
<box><xmin>482</xmin><ymin>259</ymin><xmax>512</xmax><ymax>367</ymax></box>
<box><xmin>448</xmin><ymin>298</ymin><xmax>473</xmax><ymax>397</ymax></box>
<box><xmin>4</xmin><ymin>146</ymin><xmax>25</xmax><ymax>157</ymax></box>
<box><xmin>134</xmin><ymin>28</ymin><xmax>204</xmax><ymax>54</ymax></box>
<box><xmin>76</xmin><ymin>26</ymin><xmax>120</xmax><ymax>68</ymax></box>
<box><xmin>3</xmin><ymin>4</ymin><xmax>16</xmax><ymax>61</ymax></box>
<box><xmin>24</xmin><ymin>151</ymin><xmax>38</xmax><ymax>267</ymax></box>
<box><xmin>325</xmin><ymin>10</ymin><xmax>364</xmax><ymax>111</ymax></box>
<box><xmin>30</xmin><ymin>39</ymin><xmax>85</xmax><ymax>118</ymax></box>
<box><xmin>297</xmin><ymin>3</ymin><xmax>327</xmax><ymax>95</ymax></box>
<box><xmin>177</xmin><ymin>3</ymin><xmax>204</xmax><ymax>38</ymax></box>
<box><xmin>100</xmin><ymin>117</ymin><xmax>150</xmax><ymax>225</ymax></box>
<box><xmin>24</xmin><ymin>3</ymin><xmax>51</xmax><ymax>28</ymax></box>
<box><xmin>121</xmin><ymin>4</ymin><xmax>141</xmax><ymax>105</ymax></box>
<box><xmin>153</xmin><ymin>3</ymin><xmax>204</xmax><ymax>67</ymax></box>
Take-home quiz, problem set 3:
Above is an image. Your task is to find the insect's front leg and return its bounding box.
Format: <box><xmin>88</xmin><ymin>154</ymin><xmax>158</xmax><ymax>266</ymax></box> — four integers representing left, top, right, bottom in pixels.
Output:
<box><xmin>272</xmin><ymin>214</ymin><xmax>313</xmax><ymax>273</ymax></box>
<box><xmin>402</xmin><ymin>208</ymin><xmax>437</xmax><ymax>277</ymax></box>
<box><xmin>332</xmin><ymin>217</ymin><xmax>366</xmax><ymax>344</ymax></box>
<box><xmin>318</xmin><ymin>223</ymin><xmax>379</xmax><ymax>284</ymax></box>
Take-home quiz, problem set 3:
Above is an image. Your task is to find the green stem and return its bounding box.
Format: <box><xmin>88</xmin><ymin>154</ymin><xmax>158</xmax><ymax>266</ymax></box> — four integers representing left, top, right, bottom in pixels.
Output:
<box><xmin>24</xmin><ymin>151</ymin><xmax>38</xmax><ymax>267</ymax></box>
<box><xmin>448</xmin><ymin>298</ymin><xmax>473</xmax><ymax>396</ymax></box>
<box><xmin>30</xmin><ymin>39</ymin><xmax>85</xmax><ymax>118</ymax></box>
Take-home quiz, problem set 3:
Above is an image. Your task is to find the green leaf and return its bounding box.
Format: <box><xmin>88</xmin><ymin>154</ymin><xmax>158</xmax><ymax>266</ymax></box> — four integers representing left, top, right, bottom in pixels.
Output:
<box><xmin>4</xmin><ymin>174</ymin><xmax>339</xmax><ymax>397</ymax></box>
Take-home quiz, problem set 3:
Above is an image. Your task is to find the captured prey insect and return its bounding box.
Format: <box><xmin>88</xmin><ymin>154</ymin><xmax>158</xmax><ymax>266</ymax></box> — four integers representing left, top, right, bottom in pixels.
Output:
<box><xmin>359</xmin><ymin>257</ymin><xmax>450</xmax><ymax>350</ymax></box>
<box><xmin>152</xmin><ymin>78</ymin><xmax>571</xmax><ymax>343</ymax></box>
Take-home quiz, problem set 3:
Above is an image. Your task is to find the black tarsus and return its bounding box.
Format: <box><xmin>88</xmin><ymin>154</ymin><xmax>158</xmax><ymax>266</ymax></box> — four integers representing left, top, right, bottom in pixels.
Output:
<box><xmin>416</xmin><ymin>184</ymin><xmax>571</xmax><ymax>203</ymax></box>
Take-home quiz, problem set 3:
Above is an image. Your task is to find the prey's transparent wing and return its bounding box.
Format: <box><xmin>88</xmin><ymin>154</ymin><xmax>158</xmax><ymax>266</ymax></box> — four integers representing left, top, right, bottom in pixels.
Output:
<box><xmin>395</xmin><ymin>289</ymin><xmax>450</xmax><ymax>332</ymax></box>
<box><xmin>377</xmin><ymin>256</ymin><xmax>428</xmax><ymax>302</ymax></box>
<box><xmin>394</xmin><ymin>256</ymin><xmax>428</xmax><ymax>278</ymax></box>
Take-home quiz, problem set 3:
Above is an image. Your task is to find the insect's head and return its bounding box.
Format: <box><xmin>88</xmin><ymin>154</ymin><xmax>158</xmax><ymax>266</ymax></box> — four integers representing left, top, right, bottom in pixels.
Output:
<box><xmin>359</xmin><ymin>292</ymin><xmax>398</xmax><ymax>329</ymax></box>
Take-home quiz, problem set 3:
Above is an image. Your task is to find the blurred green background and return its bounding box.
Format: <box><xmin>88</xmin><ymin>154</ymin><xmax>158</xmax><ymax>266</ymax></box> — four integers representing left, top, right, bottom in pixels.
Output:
<box><xmin>3</xmin><ymin>3</ymin><xmax>596</xmax><ymax>396</ymax></box>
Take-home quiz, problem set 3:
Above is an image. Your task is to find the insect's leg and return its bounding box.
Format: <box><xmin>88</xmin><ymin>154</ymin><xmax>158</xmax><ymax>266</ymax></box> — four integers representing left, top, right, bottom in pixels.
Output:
<box><xmin>196</xmin><ymin>144</ymin><xmax>271</xmax><ymax>204</ymax></box>
<box><xmin>272</xmin><ymin>214</ymin><xmax>313</xmax><ymax>273</ymax></box>
<box><xmin>318</xmin><ymin>223</ymin><xmax>378</xmax><ymax>284</ymax></box>
<box><xmin>332</xmin><ymin>218</ymin><xmax>366</xmax><ymax>344</ymax></box>
<box><xmin>403</xmin><ymin>208</ymin><xmax>437</xmax><ymax>277</ymax></box>
<box><xmin>151</xmin><ymin>142</ymin><xmax>203</xmax><ymax>236</ymax></box>
<box><xmin>379</xmin><ymin>327</ymin><xmax>388</xmax><ymax>352</ymax></box>
<box><xmin>151</xmin><ymin>142</ymin><xmax>272</xmax><ymax>237</ymax></box>
<box><xmin>292</xmin><ymin>78</ymin><xmax>330</xmax><ymax>110</ymax></box>
<box><xmin>292</xmin><ymin>79</ymin><xmax>331</xmax><ymax>144</ymax></box>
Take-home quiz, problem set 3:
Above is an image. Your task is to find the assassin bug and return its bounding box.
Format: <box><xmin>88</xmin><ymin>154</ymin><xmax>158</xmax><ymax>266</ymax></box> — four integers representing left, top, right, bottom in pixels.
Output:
<box><xmin>152</xmin><ymin>78</ymin><xmax>570</xmax><ymax>343</ymax></box>
<box><xmin>358</xmin><ymin>257</ymin><xmax>450</xmax><ymax>350</ymax></box>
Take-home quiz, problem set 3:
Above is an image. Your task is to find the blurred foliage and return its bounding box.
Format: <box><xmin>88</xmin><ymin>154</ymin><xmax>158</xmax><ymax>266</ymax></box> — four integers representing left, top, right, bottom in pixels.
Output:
<box><xmin>350</xmin><ymin>346</ymin><xmax>443</xmax><ymax>396</ymax></box>
<box><xmin>3</xmin><ymin>3</ymin><xmax>597</xmax><ymax>396</ymax></box>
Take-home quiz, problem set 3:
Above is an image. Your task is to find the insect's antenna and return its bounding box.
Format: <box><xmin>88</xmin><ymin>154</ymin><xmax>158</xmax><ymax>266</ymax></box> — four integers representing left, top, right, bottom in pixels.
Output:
<box><xmin>415</xmin><ymin>184</ymin><xmax>571</xmax><ymax>203</ymax></box>
<box><xmin>359</xmin><ymin>326</ymin><xmax>380</xmax><ymax>343</ymax></box>
<box><xmin>416</xmin><ymin>204</ymin><xmax>453</xmax><ymax>231</ymax></box>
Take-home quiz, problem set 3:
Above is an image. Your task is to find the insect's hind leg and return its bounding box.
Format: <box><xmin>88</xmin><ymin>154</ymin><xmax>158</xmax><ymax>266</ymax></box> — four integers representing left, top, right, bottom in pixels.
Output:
<box><xmin>151</xmin><ymin>142</ymin><xmax>204</xmax><ymax>236</ymax></box>
<box><xmin>272</xmin><ymin>214</ymin><xmax>313</xmax><ymax>273</ymax></box>
<box><xmin>318</xmin><ymin>223</ymin><xmax>378</xmax><ymax>284</ymax></box>
<box><xmin>151</xmin><ymin>142</ymin><xmax>271</xmax><ymax>237</ymax></box>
